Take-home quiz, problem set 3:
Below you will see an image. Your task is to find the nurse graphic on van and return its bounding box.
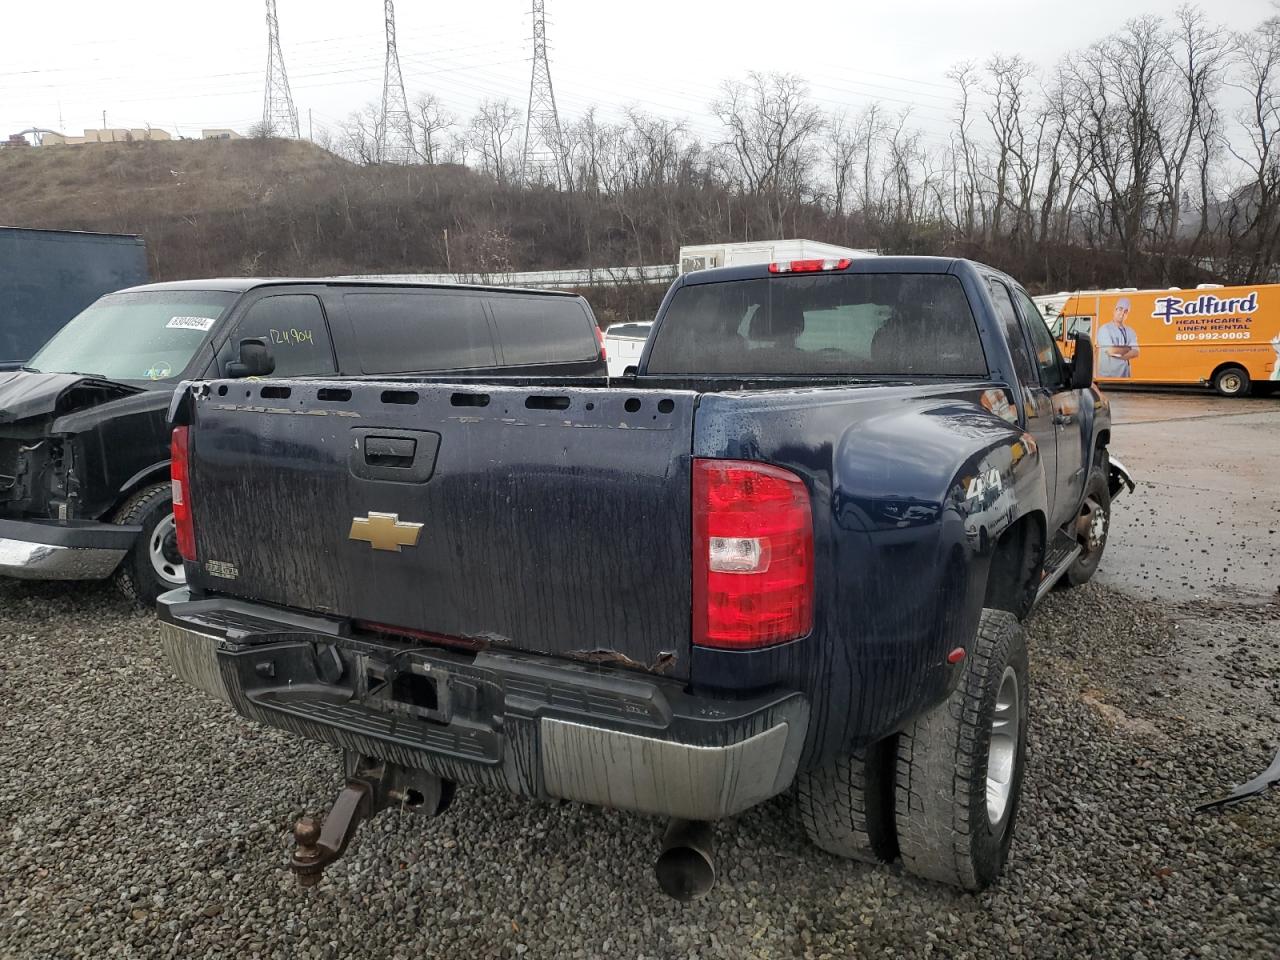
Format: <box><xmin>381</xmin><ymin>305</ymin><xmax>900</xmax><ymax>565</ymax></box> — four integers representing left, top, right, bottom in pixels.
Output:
<box><xmin>1096</xmin><ymin>297</ymin><xmax>1140</xmax><ymax>378</ymax></box>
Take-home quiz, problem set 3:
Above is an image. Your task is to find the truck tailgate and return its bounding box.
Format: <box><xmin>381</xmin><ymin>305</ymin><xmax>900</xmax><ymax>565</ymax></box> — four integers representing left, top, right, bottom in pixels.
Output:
<box><xmin>185</xmin><ymin>380</ymin><xmax>697</xmax><ymax>678</ymax></box>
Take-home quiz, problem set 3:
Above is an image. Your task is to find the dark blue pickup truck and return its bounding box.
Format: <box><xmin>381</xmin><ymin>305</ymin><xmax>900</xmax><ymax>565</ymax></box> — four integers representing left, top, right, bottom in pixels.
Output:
<box><xmin>159</xmin><ymin>256</ymin><xmax>1133</xmax><ymax>899</ymax></box>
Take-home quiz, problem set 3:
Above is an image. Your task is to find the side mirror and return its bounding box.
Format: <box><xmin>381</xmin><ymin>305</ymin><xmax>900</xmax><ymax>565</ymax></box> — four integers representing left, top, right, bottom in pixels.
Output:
<box><xmin>225</xmin><ymin>338</ymin><xmax>275</xmax><ymax>378</ymax></box>
<box><xmin>1069</xmin><ymin>333</ymin><xmax>1093</xmax><ymax>389</ymax></box>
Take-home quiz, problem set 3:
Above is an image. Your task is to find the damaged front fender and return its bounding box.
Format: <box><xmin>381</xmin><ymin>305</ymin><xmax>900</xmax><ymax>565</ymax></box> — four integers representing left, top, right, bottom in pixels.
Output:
<box><xmin>1108</xmin><ymin>456</ymin><xmax>1135</xmax><ymax>499</ymax></box>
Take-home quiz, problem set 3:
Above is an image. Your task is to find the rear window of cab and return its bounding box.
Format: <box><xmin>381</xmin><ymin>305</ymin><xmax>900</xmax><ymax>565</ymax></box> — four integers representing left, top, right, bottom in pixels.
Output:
<box><xmin>645</xmin><ymin>273</ymin><xmax>987</xmax><ymax>378</ymax></box>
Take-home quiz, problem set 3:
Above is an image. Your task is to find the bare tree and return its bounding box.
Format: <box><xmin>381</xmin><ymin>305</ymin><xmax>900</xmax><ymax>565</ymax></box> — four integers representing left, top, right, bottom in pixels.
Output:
<box><xmin>465</xmin><ymin>99</ymin><xmax>522</xmax><ymax>184</ymax></box>
<box><xmin>412</xmin><ymin>93</ymin><xmax>456</xmax><ymax>165</ymax></box>
<box><xmin>1226</xmin><ymin>9</ymin><xmax>1280</xmax><ymax>281</ymax></box>
<box><xmin>985</xmin><ymin>54</ymin><xmax>1036</xmax><ymax>241</ymax></box>
<box><xmin>947</xmin><ymin>61</ymin><xmax>985</xmax><ymax>239</ymax></box>
<box><xmin>825</xmin><ymin>110</ymin><xmax>861</xmax><ymax>216</ymax></box>
<box><xmin>337</xmin><ymin>104</ymin><xmax>383</xmax><ymax>165</ymax></box>
<box><xmin>312</xmin><ymin>124</ymin><xmax>336</xmax><ymax>154</ymax></box>
<box><xmin>856</xmin><ymin>102</ymin><xmax>887</xmax><ymax>226</ymax></box>
<box><xmin>248</xmin><ymin>120</ymin><xmax>277</xmax><ymax>140</ymax></box>
<box><xmin>1072</xmin><ymin>18</ymin><xmax>1177</xmax><ymax>282</ymax></box>
<box><xmin>1039</xmin><ymin>64</ymin><xmax>1097</xmax><ymax>247</ymax></box>
<box><xmin>712</xmin><ymin>72</ymin><xmax>825</xmax><ymax>234</ymax></box>
<box><xmin>1153</xmin><ymin>5</ymin><xmax>1229</xmax><ymax>274</ymax></box>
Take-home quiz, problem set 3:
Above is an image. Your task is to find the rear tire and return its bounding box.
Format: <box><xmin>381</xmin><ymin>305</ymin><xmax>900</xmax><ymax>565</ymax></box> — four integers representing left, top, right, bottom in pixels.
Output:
<box><xmin>797</xmin><ymin>737</ymin><xmax>899</xmax><ymax>864</ymax></box>
<box><xmin>111</xmin><ymin>483</ymin><xmax>185</xmax><ymax>607</ymax></box>
<box><xmin>895</xmin><ymin>608</ymin><xmax>1028</xmax><ymax>890</ymax></box>
<box><xmin>1213</xmin><ymin>365</ymin><xmax>1250</xmax><ymax>397</ymax></box>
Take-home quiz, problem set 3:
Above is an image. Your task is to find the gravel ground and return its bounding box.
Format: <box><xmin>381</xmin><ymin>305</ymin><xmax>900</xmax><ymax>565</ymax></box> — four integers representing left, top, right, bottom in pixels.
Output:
<box><xmin>1</xmin><ymin>577</ymin><xmax>1278</xmax><ymax>960</ymax></box>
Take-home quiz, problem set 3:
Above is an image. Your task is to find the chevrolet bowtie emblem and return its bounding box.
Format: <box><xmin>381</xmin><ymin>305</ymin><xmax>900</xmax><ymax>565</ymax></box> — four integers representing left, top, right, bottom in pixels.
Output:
<box><xmin>348</xmin><ymin>512</ymin><xmax>423</xmax><ymax>552</ymax></box>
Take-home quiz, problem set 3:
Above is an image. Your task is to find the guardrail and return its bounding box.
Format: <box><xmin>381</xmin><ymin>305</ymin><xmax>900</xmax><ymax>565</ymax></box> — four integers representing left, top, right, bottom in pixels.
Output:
<box><xmin>334</xmin><ymin>265</ymin><xmax>679</xmax><ymax>289</ymax></box>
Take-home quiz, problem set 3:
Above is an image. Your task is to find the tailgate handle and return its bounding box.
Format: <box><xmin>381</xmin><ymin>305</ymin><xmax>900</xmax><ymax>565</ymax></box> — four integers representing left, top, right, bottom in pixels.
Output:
<box><xmin>349</xmin><ymin>428</ymin><xmax>440</xmax><ymax>484</ymax></box>
<box><xmin>364</xmin><ymin>436</ymin><xmax>416</xmax><ymax>466</ymax></box>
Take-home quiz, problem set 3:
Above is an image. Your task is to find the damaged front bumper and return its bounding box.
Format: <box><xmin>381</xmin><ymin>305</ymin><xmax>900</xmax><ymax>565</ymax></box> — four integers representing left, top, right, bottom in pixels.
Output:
<box><xmin>1108</xmin><ymin>456</ymin><xmax>1136</xmax><ymax>498</ymax></box>
<box><xmin>157</xmin><ymin>589</ymin><xmax>809</xmax><ymax>822</ymax></box>
<box><xmin>0</xmin><ymin>516</ymin><xmax>140</xmax><ymax>580</ymax></box>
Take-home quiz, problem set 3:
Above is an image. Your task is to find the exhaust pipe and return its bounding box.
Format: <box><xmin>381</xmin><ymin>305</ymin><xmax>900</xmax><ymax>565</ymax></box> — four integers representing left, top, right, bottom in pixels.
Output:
<box><xmin>655</xmin><ymin>819</ymin><xmax>716</xmax><ymax>901</ymax></box>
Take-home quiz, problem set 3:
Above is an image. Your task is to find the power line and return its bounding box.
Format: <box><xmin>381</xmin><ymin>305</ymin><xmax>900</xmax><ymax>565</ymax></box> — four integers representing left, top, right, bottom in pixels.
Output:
<box><xmin>521</xmin><ymin>0</ymin><xmax>566</xmax><ymax>186</ymax></box>
<box><xmin>263</xmin><ymin>0</ymin><xmax>299</xmax><ymax>137</ymax></box>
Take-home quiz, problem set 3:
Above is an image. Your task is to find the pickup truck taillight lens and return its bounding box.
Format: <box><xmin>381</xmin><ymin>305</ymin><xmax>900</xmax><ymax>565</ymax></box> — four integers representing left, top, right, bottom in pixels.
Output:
<box><xmin>594</xmin><ymin>324</ymin><xmax>608</xmax><ymax>361</ymax></box>
<box><xmin>170</xmin><ymin>426</ymin><xmax>196</xmax><ymax>562</ymax></box>
<box><xmin>693</xmin><ymin>459</ymin><xmax>813</xmax><ymax>649</ymax></box>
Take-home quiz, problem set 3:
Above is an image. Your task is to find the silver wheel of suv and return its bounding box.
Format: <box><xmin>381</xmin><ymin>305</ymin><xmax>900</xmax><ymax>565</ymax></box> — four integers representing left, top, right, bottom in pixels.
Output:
<box><xmin>148</xmin><ymin>512</ymin><xmax>186</xmax><ymax>586</ymax></box>
<box><xmin>986</xmin><ymin>666</ymin><xmax>1020</xmax><ymax>826</ymax></box>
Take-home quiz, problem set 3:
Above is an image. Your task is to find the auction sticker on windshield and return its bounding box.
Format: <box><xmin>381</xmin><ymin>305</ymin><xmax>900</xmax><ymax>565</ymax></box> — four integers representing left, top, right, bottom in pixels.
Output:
<box><xmin>166</xmin><ymin>316</ymin><xmax>217</xmax><ymax>332</ymax></box>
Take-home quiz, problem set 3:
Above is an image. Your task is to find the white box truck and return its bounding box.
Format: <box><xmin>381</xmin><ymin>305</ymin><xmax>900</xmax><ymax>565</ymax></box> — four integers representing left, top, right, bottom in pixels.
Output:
<box><xmin>677</xmin><ymin>240</ymin><xmax>876</xmax><ymax>274</ymax></box>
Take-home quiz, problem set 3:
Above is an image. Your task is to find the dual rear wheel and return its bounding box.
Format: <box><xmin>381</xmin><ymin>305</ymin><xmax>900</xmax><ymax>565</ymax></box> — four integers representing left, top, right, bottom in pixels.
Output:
<box><xmin>797</xmin><ymin>608</ymin><xmax>1028</xmax><ymax>890</ymax></box>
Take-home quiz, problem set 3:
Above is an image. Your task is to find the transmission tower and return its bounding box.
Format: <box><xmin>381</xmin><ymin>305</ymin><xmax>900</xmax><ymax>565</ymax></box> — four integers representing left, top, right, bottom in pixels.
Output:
<box><xmin>379</xmin><ymin>0</ymin><xmax>415</xmax><ymax>163</ymax></box>
<box><xmin>262</xmin><ymin>0</ymin><xmax>300</xmax><ymax>138</ymax></box>
<box><xmin>522</xmin><ymin>0</ymin><xmax>566</xmax><ymax>186</ymax></box>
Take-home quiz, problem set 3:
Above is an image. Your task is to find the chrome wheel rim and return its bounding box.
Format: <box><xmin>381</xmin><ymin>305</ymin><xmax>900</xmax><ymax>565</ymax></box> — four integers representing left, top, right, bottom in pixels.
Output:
<box><xmin>149</xmin><ymin>513</ymin><xmax>186</xmax><ymax>586</ymax></box>
<box><xmin>1078</xmin><ymin>497</ymin><xmax>1108</xmax><ymax>553</ymax></box>
<box><xmin>987</xmin><ymin>666</ymin><xmax>1019</xmax><ymax>826</ymax></box>
<box><xmin>1086</xmin><ymin>500</ymin><xmax>1107</xmax><ymax>551</ymax></box>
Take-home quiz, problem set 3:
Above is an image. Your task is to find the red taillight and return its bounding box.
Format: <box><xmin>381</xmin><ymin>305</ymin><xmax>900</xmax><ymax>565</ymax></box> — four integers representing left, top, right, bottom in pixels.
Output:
<box><xmin>693</xmin><ymin>459</ymin><xmax>814</xmax><ymax>650</ymax></box>
<box><xmin>595</xmin><ymin>324</ymin><xmax>608</xmax><ymax>361</ymax></box>
<box><xmin>768</xmin><ymin>258</ymin><xmax>852</xmax><ymax>274</ymax></box>
<box><xmin>170</xmin><ymin>425</ymin><xmax>196</xmax><ymax>562</ymax></box>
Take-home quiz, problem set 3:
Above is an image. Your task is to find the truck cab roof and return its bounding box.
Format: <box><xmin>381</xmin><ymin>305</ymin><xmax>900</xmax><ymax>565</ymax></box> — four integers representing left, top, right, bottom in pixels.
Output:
<box><xmin>677</xmin><ymin>255</ymin><xmax>1010</xmax><ymax>287</ymax></box>
<box><xmin>113</xmin><ymin>277</ymin><xmax>584</xmax><ymax>298</ymax></box>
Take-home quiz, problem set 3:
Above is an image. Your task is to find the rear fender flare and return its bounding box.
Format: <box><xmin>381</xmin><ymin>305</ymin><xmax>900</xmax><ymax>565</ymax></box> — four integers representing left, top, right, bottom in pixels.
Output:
<box><xmin>832</xmin><ymin>402</ymin><xmax>1049</xmax><ymax>553</ymax></box>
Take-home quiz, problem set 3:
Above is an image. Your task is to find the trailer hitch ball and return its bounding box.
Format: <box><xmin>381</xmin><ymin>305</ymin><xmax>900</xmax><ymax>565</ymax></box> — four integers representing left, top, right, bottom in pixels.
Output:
<box><xmin>291</xmin><ymin>817</ymin><xmax>325</xmax><ymax>888</ymax></box>
<box><xmin>289</xmin><ymin>780</ymin><xmax>373</xmax><ymax>886</ymax></box>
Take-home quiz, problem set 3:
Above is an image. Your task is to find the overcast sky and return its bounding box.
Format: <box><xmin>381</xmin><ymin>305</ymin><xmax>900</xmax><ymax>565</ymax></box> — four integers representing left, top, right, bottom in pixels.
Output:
<box><xmin>0</xmin><ymin>0</ymin><xmax>1269</xmax><ymax>144</ymax></box>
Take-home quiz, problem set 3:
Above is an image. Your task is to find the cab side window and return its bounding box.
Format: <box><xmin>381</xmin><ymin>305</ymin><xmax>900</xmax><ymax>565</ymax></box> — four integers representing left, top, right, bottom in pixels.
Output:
<box><xmin>488</xmin><ymin>296</ymin><xmax>596</xmax><ymax>365</ymax></box>
<box><xmin>344</xmin><ymin>291</ymin><xmax>497</xmax><ymax>374</ymax></box>
<box><xmin>1015</xmin><ymin>289</ymin><xmax>1067</xmax><ymax>388</ymax></box>
<box><xmin>223</xmin><ymin>294</ymin><xmax>336</xmax><ymax>377</ymax></box>
<box><xmin>987</xmin><ymin>280</ymin><xmax>1036</xmax><ymax>386</ymax></box>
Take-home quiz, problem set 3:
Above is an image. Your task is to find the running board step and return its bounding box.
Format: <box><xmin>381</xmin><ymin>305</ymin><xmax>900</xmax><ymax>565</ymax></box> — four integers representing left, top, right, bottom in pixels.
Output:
<box><xmin>1035</xmin><ymin>530</ymin><xmax>1082</xmax><ymax>603</ymax></box>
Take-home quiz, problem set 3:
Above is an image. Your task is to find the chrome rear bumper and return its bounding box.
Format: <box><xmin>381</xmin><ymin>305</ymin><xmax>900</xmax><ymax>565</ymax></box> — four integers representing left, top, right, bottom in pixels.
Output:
<box><xmin>157</xmin><ymin>592</ymin><xmax>809</xmax><ymax>822</ymax></box>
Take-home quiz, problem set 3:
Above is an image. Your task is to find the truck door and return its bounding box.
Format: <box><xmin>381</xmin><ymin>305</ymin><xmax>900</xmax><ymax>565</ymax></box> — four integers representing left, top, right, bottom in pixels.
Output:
<box><xmin>1014</xmin><ymin>288</ymin><xmax>1086</xmax><ymax>527</ymax></box>
<box><xmin>988</xmin><ymin>279</ymin><xmax>1058</xmax><ymax>522</ymax></box>
<box><xmin>216</xmin><ymin>292</ymin><xmax>339</xmax><ymax>377</ymax></box>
